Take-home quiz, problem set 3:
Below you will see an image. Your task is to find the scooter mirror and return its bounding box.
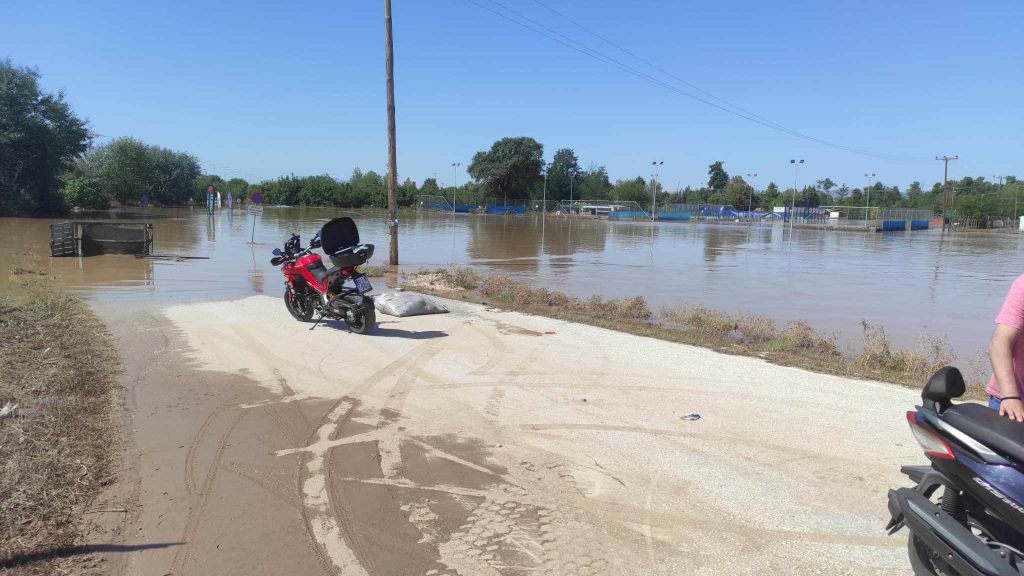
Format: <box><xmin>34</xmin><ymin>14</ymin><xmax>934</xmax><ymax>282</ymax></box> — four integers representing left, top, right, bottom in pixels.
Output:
<box><xmin>273</xmin><ymin>248</ymin><xmax>283</xmax><ymax>256</ymax></box>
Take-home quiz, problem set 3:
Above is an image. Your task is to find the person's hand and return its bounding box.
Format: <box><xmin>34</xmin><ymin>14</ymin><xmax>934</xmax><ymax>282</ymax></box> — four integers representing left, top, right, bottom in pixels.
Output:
<box><xmin>1000</xmin><ymin>398</ymin><xmax>1024</xmax><ymax>422</ymax></box>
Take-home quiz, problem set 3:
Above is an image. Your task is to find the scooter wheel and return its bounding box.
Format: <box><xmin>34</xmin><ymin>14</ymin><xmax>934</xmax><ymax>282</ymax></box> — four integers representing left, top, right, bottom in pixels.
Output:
<box><xmin>344</xmin><ymin>307</ymin><xmax>376</xmax><ymax>334</ymax></box>
<box><xmin>285</xmin><ymin>288</ymin><xmax>315</xmax><ymax>322</ymax></box>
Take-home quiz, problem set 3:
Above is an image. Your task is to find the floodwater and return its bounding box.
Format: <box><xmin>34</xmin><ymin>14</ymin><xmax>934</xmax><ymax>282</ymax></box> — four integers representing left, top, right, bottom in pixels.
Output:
<box><xmin>2</xmin><ymin>206</ymin><xmax>1023</xmax><ymax>362</ymax></box>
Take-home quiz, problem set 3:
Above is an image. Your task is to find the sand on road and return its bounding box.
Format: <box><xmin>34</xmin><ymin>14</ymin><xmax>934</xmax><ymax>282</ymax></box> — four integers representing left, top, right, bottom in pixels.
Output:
<box><xmin>89</xmin><ymin>293</ymin><xmax>923</xmax><ymax>575</ymax></box>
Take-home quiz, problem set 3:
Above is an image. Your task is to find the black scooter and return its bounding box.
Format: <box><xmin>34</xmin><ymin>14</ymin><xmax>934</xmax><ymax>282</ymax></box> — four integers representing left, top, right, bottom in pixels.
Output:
<box><xmin>887</xmin><ymin>366</ymin><xmax>1024</xmax><ymax>575</ymax></box>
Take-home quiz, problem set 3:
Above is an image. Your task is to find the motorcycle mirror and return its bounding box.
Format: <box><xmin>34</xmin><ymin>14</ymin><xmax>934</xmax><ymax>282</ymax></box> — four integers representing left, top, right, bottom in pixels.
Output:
<box><xmin>273</xmin><ymin>248</ymin><xmax>283</xmax><ymax>256</ymax></box>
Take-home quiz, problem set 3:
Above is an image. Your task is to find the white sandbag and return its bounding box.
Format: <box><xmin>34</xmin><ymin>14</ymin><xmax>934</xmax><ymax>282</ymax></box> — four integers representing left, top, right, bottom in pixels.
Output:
<box><xmin>375</xmin><ymin>291</ymin><xmax>449</xmax><ymax>317</ymax></box>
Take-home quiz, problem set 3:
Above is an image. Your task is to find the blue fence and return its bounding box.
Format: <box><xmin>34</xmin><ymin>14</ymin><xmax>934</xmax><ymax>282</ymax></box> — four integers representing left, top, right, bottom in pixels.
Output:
<box><xmin>911</xmin><ymin>219</ymin><xmax>930</xmax><ymax>230</ymax></box>
<box><xmin>428</xmin><ymin>203</ymin><xmax>477</xmax><ymax>213</ymax></box>
<box><xmin>608</xmin><ymin>211</ymin><xmax>649</xmax><ymax>220</ymax></box>
<box><xmin>882</xmin><ymin>220</ymin><xmax>907</xmax><ymax>232</ymax></box>
<box><xmin>657</xmin><ymin>211</ymin><xmax>691</xmax><ymax>221</ymax></box>
<box><xmin>486</xmin><ymin>205</ymin><xmax>526</xmax><ymax>215</ymax></box>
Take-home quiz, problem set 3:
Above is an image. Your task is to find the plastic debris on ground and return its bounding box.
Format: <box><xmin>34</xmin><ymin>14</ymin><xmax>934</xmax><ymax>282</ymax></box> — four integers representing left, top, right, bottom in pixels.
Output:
<box><xmin>375</xmin><ymin>290</ymin><xmax>450</xmax><ymax>317</ymax></box>
<box><xmin>680</xmin><ymin>413</ymin><xmax>701</xmax><ymax>421</ymax></box>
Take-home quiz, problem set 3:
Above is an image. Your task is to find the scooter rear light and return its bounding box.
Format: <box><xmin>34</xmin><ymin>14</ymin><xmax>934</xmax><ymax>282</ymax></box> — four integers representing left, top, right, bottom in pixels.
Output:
<box><xmin>906</xmin><ymin>411</ymin><xmax>955</xmax><ymax>460</ymax></box>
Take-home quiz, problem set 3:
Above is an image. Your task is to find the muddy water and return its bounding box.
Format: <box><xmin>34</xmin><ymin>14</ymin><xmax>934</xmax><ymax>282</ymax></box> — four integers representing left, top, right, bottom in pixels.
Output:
<box><xmin>3</xmin><ymin>206</ymin><xmax>1023</xmax><ymax>362</ymax></box>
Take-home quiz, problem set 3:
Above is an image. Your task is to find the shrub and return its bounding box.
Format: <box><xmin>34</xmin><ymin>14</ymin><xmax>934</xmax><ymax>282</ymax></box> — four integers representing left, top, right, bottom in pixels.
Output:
<box><xmin>61</xmin><ymin>177</ymin><xmax>110</xmax><ymax>209</ymax></box>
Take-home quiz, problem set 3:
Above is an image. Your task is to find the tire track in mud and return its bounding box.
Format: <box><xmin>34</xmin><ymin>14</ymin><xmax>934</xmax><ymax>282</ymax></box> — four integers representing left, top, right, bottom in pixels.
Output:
<box><xmin>183</xmin><ymin>400</ymin><xmax>237</xmax><ymax>496</ymax></box>
<box><xmin>170</xmin><ymin>407</ymin><xmax>246</xmax><ymax>575</ymax></box>
<box><xmin>422</xmin><ymin>323</ymin><xmax>619</xmax><ymax>575</ymax></box>
<box><xmin>321</xmin><ymin>344</ymin><xmax>448</xmax><ymax>575</ymax></box>
<box><xmin>222</xmin><ymin>462</ymin><xmax>303</xmax><ymax>512</ymax></box>
<box><xmin>295</xmin><ymin>342</ymin><xmax>445</xmax><ymax>575</ymax></box>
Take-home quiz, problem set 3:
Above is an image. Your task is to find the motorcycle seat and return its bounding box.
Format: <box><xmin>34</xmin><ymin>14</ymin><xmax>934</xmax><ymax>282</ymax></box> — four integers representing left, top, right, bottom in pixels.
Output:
<box><xmin>942</xmin><ymin>403</ymin><xmax>1024</xmax><ymax>463</ymax></box>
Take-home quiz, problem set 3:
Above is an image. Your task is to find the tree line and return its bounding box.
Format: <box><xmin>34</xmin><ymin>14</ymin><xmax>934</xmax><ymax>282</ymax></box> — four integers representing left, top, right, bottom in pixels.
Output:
<box><xmin>2</xmin><ymin>58</ymin><xmax>1020</xmax><ymax>219</ymax></box>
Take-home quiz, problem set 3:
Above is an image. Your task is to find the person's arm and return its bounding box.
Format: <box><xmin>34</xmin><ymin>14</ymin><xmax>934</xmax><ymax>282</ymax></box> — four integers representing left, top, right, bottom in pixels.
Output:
<box><xmin>990</xmin><ymin>323</ymin><xmax>1024</xmax><ymax>421</ymax></box>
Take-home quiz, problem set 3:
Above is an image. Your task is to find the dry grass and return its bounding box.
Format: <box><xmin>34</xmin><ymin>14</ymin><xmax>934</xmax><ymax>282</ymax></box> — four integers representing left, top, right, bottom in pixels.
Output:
<box><xmin>405</xmin><ymin>266</ymin><xmax>964</xmax><ymax>390</ymax></box>
<box><xmin>0</xmin><ymin>282</ymin><xmax>121</xmax><ymax>573</ymax></box>
<box><xmin>849</xmin><ymin>323</ymin><xmax>953</xmax><ymax>384</ymax></box>
<box><xmin>406</xmin><ymin>265</ymin><xmax>480</xmax><ymax>292</ymax></box>
<box><xmin>359</xmin><ymin>264</ymin><xmax>391</xmax><ymax>278</ymax></box>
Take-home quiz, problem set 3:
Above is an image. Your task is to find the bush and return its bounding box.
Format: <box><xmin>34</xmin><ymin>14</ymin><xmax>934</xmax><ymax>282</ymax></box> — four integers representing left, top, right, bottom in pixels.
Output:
<box><xmin>770</xmin><ymin>321</ymin><xmax>842</xmax><ymax>362</ymax></box>
<box><xmin>851</xmin><ymin>323</ymin><xmax>953</xmax><ymax>381</ymax></box>
<box><xmin>61</xmin><ymin>177</ymin><xmax>110</xmax><ymax>209</ymax></box>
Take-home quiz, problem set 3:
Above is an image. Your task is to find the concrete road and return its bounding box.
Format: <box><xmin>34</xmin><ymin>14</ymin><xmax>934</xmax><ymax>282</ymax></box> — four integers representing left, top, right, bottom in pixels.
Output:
<box><xmin>88</xmin><ymin>294</ymin><xmax>922</xmax><ymax>575</ymax></box>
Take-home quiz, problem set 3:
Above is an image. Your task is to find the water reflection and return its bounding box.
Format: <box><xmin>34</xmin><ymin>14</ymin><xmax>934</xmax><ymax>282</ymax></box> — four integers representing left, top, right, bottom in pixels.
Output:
<box><xmin>4</xmin><ymin>207</ymin><xmax>1024</xmax><ymax>362</ymax></box>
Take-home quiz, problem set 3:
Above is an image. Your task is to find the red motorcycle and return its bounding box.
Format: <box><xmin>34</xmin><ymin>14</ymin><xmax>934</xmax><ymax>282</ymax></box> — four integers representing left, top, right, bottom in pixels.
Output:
<box><xmin>270</xmin><ymin>217</ymin><xmax>376</xmax><ymax>334</ymax></box>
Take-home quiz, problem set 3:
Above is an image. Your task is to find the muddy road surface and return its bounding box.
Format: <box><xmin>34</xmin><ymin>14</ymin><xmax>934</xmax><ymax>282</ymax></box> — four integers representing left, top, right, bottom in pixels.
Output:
<box><xmin>85</xmin><ymin>294</ymin><xmax>921</xmax><ymax>575</ymax></box>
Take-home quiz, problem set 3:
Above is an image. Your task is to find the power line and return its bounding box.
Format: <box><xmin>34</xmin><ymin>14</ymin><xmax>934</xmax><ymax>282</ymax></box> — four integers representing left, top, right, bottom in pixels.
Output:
<box><xmin>464</xmin><ymin>0</ymin><xmax>928</xmax><ymax>161</ymax></box>
<box><xmin>528</xmin><ymin>0</ymin><xmax>779</xmax><ymax>128</ymax></box>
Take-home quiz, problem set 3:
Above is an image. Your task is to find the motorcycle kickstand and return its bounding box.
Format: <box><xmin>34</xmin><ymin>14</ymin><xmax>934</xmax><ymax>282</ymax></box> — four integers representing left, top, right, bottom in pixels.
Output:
<box><xmin>309</xmin><ymin>312</ymin><xmax>326</xmax><ymax>331</ymax></box>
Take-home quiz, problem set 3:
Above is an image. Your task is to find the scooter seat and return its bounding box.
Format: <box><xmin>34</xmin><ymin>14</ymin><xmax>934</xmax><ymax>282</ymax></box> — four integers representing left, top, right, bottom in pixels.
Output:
<box><xmin>943</xmin><ymin>403</ymin><xmax>1024</xmax><ymax>463</ymax></box>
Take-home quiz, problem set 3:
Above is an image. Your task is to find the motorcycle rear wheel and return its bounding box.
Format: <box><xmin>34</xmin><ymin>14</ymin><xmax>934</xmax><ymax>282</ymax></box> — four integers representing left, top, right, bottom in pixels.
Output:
<box><xmin>344</xmin><ymin>306</ymin><xmax>375</xmax><ymax>334</ymax></box>
<box><xmin>285</xmin><ymin>288</ymin><xmax>316</xmax><ymax>322</ymax></box>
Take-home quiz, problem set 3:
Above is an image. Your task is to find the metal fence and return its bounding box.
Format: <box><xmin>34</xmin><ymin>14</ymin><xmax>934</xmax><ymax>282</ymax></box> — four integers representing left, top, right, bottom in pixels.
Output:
<box><xmin>556</xmin><ymin>200</ymin><xmax>649</xmax><ymax>218</ymax></box>
<box><xmin>878</xmin><ymin>209</ymin><xmax>933</xmax><ymax>231</ymax></box>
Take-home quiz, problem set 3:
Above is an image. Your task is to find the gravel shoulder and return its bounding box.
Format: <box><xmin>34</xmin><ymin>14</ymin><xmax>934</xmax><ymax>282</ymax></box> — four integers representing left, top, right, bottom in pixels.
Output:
<box><xmin>88</xmin><ymin>293</ymin><xmax>923</xmax><ymax>575</ymax></box>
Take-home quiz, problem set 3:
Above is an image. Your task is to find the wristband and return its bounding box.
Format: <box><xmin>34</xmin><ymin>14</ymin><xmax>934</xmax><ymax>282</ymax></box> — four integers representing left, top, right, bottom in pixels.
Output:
<box><xmin>1001</xmin><ymin>396</ymin><xmax>1022</xmax><ymax>402</ymax></box>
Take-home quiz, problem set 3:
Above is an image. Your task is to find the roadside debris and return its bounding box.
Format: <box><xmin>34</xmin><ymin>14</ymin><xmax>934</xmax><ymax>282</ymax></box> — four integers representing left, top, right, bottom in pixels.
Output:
<box><xmin>680</xmin><ymin>413</ymin><xmax>701</xmax><ymax>421</ymax></box>
<box><xmin>375</xmin><ymin>290</ymin><xmax>449</xmax><ymax>317</ymax></box>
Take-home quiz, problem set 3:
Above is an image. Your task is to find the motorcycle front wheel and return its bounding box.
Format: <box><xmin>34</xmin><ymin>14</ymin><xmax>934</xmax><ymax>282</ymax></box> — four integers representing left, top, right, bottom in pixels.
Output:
<box><xmin>285</xmin><ymin>288</ymin><xmax>316</xmax><ymax>322</ymax></box>
<box><xmin>344</xmin><ymin>306</ymin><xmax>376</xmax><ymax>335</ymax></box>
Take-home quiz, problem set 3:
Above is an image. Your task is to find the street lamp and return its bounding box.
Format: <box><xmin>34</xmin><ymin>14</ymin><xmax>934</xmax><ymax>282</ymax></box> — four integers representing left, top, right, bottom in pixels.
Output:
<box><xmin>864</xmin><ymin>172</ymin><xmax>876</xmax><ymax>227</ymax></box>
<box><xmin>746</xmin><ymin>173</ymin><xmax>758</xmax><ymax>219</ymax></box>
<box><xmin>789</xmin><ymin>160</ymin><xmax>804</xmax><ymax>237</ymax></box>
<box><xmin>539</xmin><ymin>169</ymin><xmax>546</xmax><ymax>215</ymax></box>
<box><xmin>451</xmin><ymin>162</ymin><xmax>460</xmax><ymax>216</ymax></box>
<box><xmin>651</xmin><ymin>161</ymin><xmax>664</xmax><ymax>220</ymax></box>
<box><xmin>569</xmin><ymin>171</ymin><xmax>575</xmax><ymax>215</ymax></box>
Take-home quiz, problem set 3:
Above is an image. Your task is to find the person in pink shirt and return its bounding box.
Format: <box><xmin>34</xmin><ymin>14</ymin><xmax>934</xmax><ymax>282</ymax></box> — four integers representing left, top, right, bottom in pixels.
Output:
<box><xmin>988</xmin><ymin>274</ymin><xmax>1024</xmax><ymax>421</ymax></box>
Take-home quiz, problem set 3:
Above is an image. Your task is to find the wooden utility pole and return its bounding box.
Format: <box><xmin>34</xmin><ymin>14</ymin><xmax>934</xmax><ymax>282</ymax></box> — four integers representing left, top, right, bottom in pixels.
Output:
<box><xmin>995</xmin><ymin>175</ymin><xmax>1011</xmax><ymax>221</ymax></box>
<box><xmin>384</xmin><ymin>0</ymin><xmax>399</xmax><ymax>265</ymax></box>
<box><xmin>936</xmin><ymin>155</ymin><xmax>958</xmax><ymax>217</ymax></box>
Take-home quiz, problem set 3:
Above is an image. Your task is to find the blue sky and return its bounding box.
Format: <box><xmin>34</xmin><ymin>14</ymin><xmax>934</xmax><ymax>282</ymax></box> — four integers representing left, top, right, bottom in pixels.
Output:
<box><xmin>6</xmin><ymin>0</ymin><xmax>1022</xmax><ymax>191</ymax></box>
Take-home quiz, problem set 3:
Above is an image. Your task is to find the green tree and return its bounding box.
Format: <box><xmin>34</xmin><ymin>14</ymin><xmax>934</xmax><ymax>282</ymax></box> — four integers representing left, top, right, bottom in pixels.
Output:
<box><xmin>835</xmin><ymin>183</ymin><xmax>850</xmax><ymax>203</ymax></box>
<box><xmin>420</xmin><ymin>177</ymin><xmax>440</xmax><ymax>195</ymax></box>
<box><xmin>611</xmin><ymin>177</ymin><xmax>648</xmax><ymax>205</ymax></box>
<box><xmin>544</xmin><ymin>148</ymin><xmax>580</xmax><ymax>202</ymax></box>
<box><xmin>577</xmin><ymin>166</ymin><xmax>612</xmax><ymax>200</ymax></box>
<box><xmin>77</xmin><ymin>137</ymin><xmax>199</xmax><ymax>205</ymax></box>
<box><xmin>259</xmin><ymin>174</ymin><xmax>302</xmax><ymax>205</ymax></box>
<box><xmin>799</xmin><ymin>185</ymin><xmax>821</xmax><ymax>208</ymax></box>
<box><xmin>349</xmin><ymin>169</ymin><xmax>385</xmax><ymax>207</ymax></box>
<box><xmin>0</xmin><ymin>59</ymin><xmax>91</xmax><ymax>214</ymax></box>
<box><xmin>468</xmin><ymin>137</ymin><xmax>544</xmax><ymax>201</ymax></box>
<box><xmin>816</xmin><ymin>178</ymin><xmax>836</xmax><ymax>195</ymax></box>
<box><xmin>398</xmin><ymin>178</ymin><xmax>418</xmax><ymax>207</ymax></box>
<box><xmin>193</xmin><ymin>174</ymin><xmax>226</xmax><ymax>204</ymax></box>
<box><xmin>723</xmin><ymin>176</ymin><xmax>754</xmax><ymax>209</ymax></box>
<box><xmin>61</xmin><ymin>177</ymin><xmax>109</xmax><ymax>209</ymax></box>
<box><xmin>707</xmin><ymin>161</ymin><xmax>729</xmax><ymax>192</ymax></box>
<box><xmin>298</xmin><ymin>174</ymin><xmax>339</xmax><ymax>206</ymax></box>
<box><xmin>761</xmin><ymin>182</ymin><xmax>781</xmax><ymax>207</ymax></box>
<box><xmin>225</xmin><ymin>177</ymin><xmax>249</xmax><ymax>201</ymax></box>
<box><xmin>906</xmin><ymin>181</ymin><xmax>924</xmax><ymax>208</ymax></box>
